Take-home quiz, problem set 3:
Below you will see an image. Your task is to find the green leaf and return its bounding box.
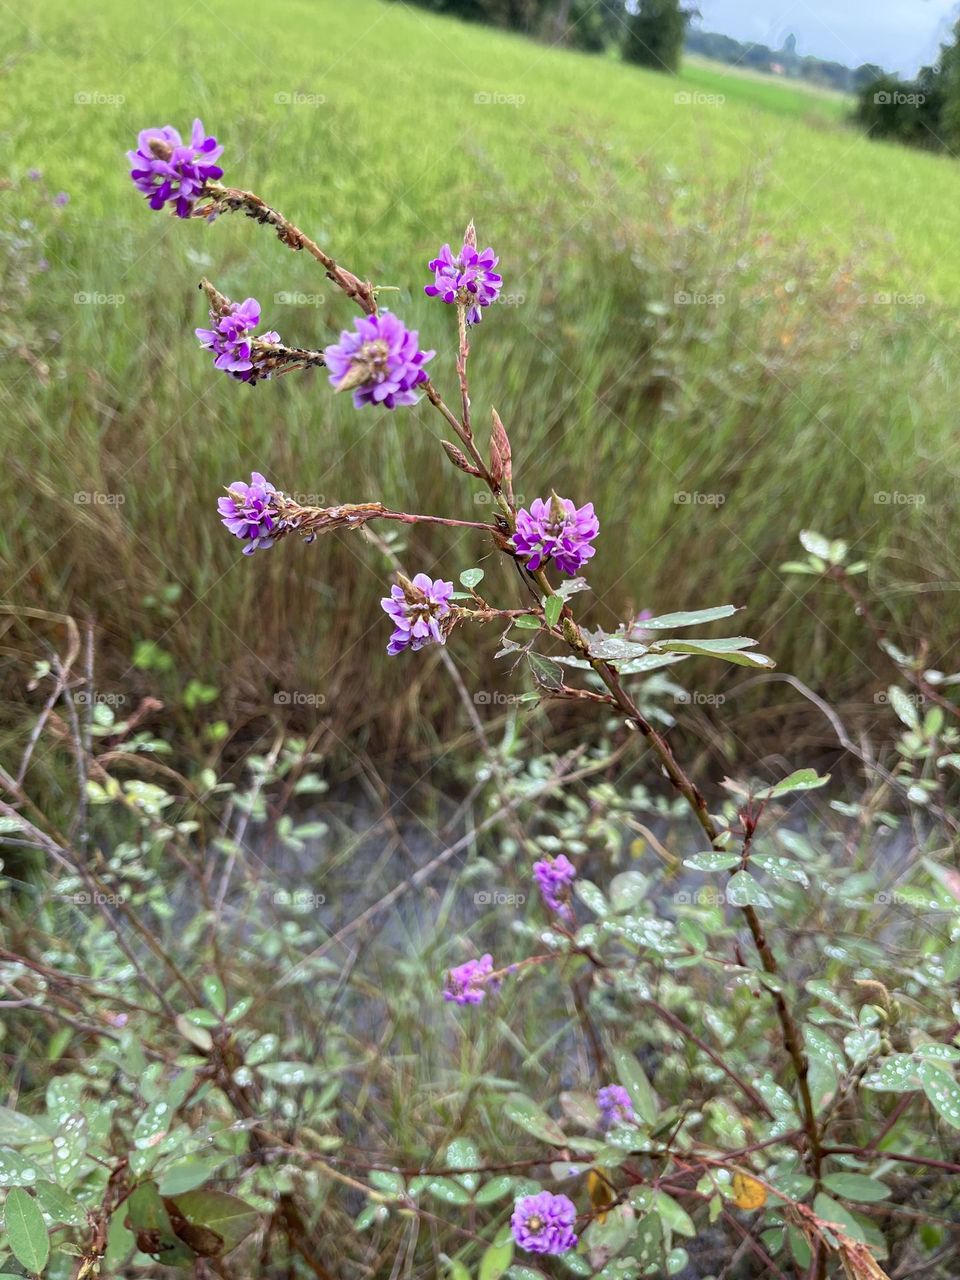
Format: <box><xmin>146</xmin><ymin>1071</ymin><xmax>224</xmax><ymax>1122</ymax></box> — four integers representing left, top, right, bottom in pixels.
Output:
<box><xmin>513</xmin><ymin>616</ymin><xmax>540</xmax><ymax>630</ymax></box>
<box><xmin>255</xmin><ymin>1062</ymin><xmax>326</xmax><ymax>1085</ymax></box>
<box><xmin>727</xmin><ymin>871</ymin><xmax>772</xmax><ymax>908</ymax></box>
<box><xmin>475</xmin><ymin>1176</ymin><xmax>516</xmax><ymax>1204</ymax></box>
<box><xmin>479</xmin><ymin>1234</ymin><xmax>514</xmax><ymax>1280</ymax></box>
<box><xmin>33</xmin><ymin>1180</ymin><xmax>88</xmax><ymax>1227</ymax></box>
<box><xmin>843</xmin><ymin>1028</ymin><xmax>880</xmax><ymax>1066</ymax></box>
<box><xmin>638</xmin><ymin>605</ymin><xmax>739</xmax><ymax>629</ymax></box>
<box><xmin>813</xmin><ymin>1192</ymin><xmax>867</xmax><ymax>1242</ymax></box>
<box><xmin>0</xmin><ymin>1148</ymin><xmax>50</xmax><ymax>1187</ymax></box>
<box><xmin>750</xmin><ymin>853</ymin><xmax>809</xmax><ymax>885</ymax></box>
<box><xmin>201</xmin><ymin>976</ymin><xmax>226</xmax><ymax>1016</ymax></box>
<box><xmin>822</xmin><ymin>1173</ymin><xmax>890</xmax><ymax>1202</ymax></box>
<box><xmin>683</xmin><ymin>852</ymin><xmax>740</xmax><ymax>872</ymax></box>
<box><xmin>543</xmin><ymin>596</ymin><xmax>563</xmax><ymax>628</ymax></box>
<box><xmin>460</xmin><ymin>568</ymin><xmax>485</xmax><ymax>590</ymax></box>
<box><xmin>133</xmin><ymin>1099</ymin><xmax>173</xmax><ymax>1150</ymax></box>
<box><xmin>503</xmin><ymin>1094</ymin><xmax>566</xmax><ymax>1146</ymax></box>
<box><xmin>0</xmin><ymin>1110</ymin><xmax>50</xmax><ymax>1147</ymax></box>
<box><xmin>755</xmin><ymin>769</ymin><xmax>830</xmax><ymax>799</ymax></box>
<box><xmin>612</xmin><ymin>1047</ymin><xmax>658</xmax><ymax>1125</ymax></box>
<box><xmin>862</xmin><ymin>1054</ymin><xmax>921</xmax><ymax>1093</ymax></box>
<box><xmin>5</xmin><ymin>1187</ymin><xmax>51</xmax><ymax>1274</ymax></box>
<box><xmin>654</xmin><ymin>1190</ymin><xmax>696</xmax><ymax>1237</ymax></box>
<box><xmin>527</xmin><ymin>652</ymin><xmax>565</xmax><ymax>691</ymax></box>
<box><xmin>650</xmin><ymin>638</ymin><xmax>776</xmax><ymax>669</ymax></box>
<box><xmin>918</xmin><ymin>1061</ymin><xmax>960</xmax><ymax>1128</ymax></box>
<box><xmin>157</xmin><ymin>1157</ymin><xmax>230</xmax><ymax>1196</ymax></box>
<box><xmin>888</xmin><ymin>686</ymin><xmax>920</xmax><ymax>730</ymax></box>
<box><xmin>799</xmin><ymin>530</ymin><xmax>832</xmax><ymax>561</ymax></box>
<box><xmin>426</xmin><ymin>1177</ymin><xmax>472</xmax><ymax>1205</ymax></box>
<box><xmin>169</xmin><ymin>1189</ymin><xmax>259</xmax><ymax>1253</ymax></box>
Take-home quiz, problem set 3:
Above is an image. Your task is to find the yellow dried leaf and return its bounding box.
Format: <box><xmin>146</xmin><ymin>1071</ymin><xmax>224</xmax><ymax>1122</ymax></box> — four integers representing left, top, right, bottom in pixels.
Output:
<box><xmin>732</xmin><ymin>1172</ymin><xmax>767</xmax><ymax>1211</ymax></box>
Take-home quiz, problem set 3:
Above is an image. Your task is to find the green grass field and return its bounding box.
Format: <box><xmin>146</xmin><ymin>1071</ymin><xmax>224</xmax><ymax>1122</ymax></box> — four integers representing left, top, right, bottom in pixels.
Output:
<box><xmin>3</xmin><ymin>0</ymin><xmax>959</xmax><ymax>748</ymax></box>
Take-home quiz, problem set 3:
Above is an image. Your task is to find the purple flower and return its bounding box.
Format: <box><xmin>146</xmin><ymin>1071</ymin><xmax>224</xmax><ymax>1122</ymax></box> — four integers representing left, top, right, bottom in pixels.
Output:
<box><xmin>127</xmin><ymin>119</ymin><xmax>224</xmax><ymax>218</ymax></box>
<box><xmin>511</xmin><ymin>495</ymin><xmax>599</xmax><ymax>576</ymax></box>
<box><xmin>597</xmin><ymin>1085</ymin><xmax>634</xmax><ymax>1130</ymax></box>
<box><xmin>380</xmin><ymin>574</ymin><xmax>454</xmax><ymax>656</ymax></box>
<box><xmin>324</xmin><ymin>312</ymin><xmax>434</xmax><ymax>409</ymax></box>
<box><xmin>217</xmin><ymin>471</ymin><xmax>278</xmax><ymax>554</ymax></box>
<box><xmin>533</xmin><ymin>854</ymin><xmax>576</xmax><ymax>920</ymax></box>
<box><xmin>511</xmin><ymin>1192</ymin><xmax>578</xmax><ymax>1255</ymax></box>
<box><xmin>443</xmin><ymin>953</ymin><xmax>495</xmax><ymax>1005</ymax></box>
<box><xmin>27</xmin><ymin>168</ymin><xmax>42</xmax><ymax>182</ymax></box>
<box><xmin>425</xmin><ymin>241</ymin><xmax>502</xmax><ymax>324</ymax></box>
<box><xmin>53</xmin><ymin>192</ymin><xmax>69</xmax><ymax>207</ymax></box>
<box><xmin>196</xmin><ymin>297</ymin><xmax>281</xmax><ymax>383</ymax></box>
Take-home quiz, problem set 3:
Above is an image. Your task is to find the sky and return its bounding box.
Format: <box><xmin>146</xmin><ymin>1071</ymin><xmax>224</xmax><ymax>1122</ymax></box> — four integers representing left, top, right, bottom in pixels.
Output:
<box><xmin>693</xmin><ymin>0</ymin><xmax>959</xmax><ymax>76</ymax></box>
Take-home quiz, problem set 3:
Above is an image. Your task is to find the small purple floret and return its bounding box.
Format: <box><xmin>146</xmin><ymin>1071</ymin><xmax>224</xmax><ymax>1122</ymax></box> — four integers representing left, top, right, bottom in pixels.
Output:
<box><xmin>597</xmin><ymin>1084</ymin><xmax>634</xmax><ymax>1130</ymax></box>
<box><xmin>443</xmin><ymin>953</ymin><xmax>495</xmax><ymax>1005</ymax></box>
<box><xmin>533</xmin><ymin>854</ymin><xmax>576</xmax><ymax>920</ymax></box>
<box><xmin>511</xmin><ymin>496</ymin><xmax>599</xmax><ymax>576</ymax></box>
<box><xmin>196</xmin><ymin>297</ymin><xmax>280</xmax><ymax>382</ymax></box>
<box><xmin>217</xmin><ymin>471</ymin><xmax>278</xmax><ymax>555</ymax></box>
<box><xmin>511</xmin><ymin>1192</ymin><xmax>578</xmax><ymax>1255</ymax></box>
<box><xmin>425</xmin><ymin>241</ymin><xmax>502</xmax><ymax>324</ymax></box>
<box><xmin>324</xmin><ymin>312</ymin><xmax>434</xmax><ymax>409</ymax></box>
<box><xmin>380</xmin><ymin>573</ymin><xmax>454</xmax><ymax>656</ymax></box>
<box><xmin>127</xmin><ymin>119</ymin><xmax>224</xmax><ymax>218</ymax></box>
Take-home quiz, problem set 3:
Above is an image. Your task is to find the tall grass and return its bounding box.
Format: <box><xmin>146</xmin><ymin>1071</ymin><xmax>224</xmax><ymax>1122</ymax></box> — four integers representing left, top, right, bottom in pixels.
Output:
<box><xmin>2</xmin><ymin>0</ymin><xmax>959</xmax><ymax>752</ymax></box>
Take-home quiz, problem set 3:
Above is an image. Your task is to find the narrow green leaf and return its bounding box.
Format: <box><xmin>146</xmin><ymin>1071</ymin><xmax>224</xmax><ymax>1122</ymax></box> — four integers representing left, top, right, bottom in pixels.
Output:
<box><xmin>5</xmin><ymin>1187</ymin><xmax>50</xmax><ymax>1274</ymax></box>
<box><xmin>543</xmin><ymin>596</ymin><xmax>563</xmax><ymax>628</ymax></box>
<box><xmin>612</xmin><ymin>1047</ymin><xmax>658</xmax><ymax>1125</ymax></box>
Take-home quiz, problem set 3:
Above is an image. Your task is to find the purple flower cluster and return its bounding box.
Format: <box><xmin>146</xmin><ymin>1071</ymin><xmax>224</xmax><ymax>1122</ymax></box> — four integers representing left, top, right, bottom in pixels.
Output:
<box><xmin>218</xmin><ymin>471</ymin><xmax>279</xmax><ymax>555</ymax></box>
<box><xmin>425</xmin><ymin>241</ymin><xmax>502</xmax><ymax>325</ymax></box>
<box><xmin>324</xmin><ymin>312</ymin><xmax>434</xmax><ymax>409</ymax></box>
<box><xmin>511</xmin><ymin>496</ymin><xmax>599</xmax><ymax>576</ymax></box>
<box><xmin>443</xmin><ymin>953</ymin><xmax>495</xmax><ymax>1005</ymax></box>
<box><xmin>533</xmin><ymin>854</ymin><xmax>576</xmax><ymax>920</ymax></box>
<box><xmin>380</xmin><ymin>574</ymin><xmax>454</xmax><ymax>656</ymax></box>
<box><xmin>128</xmin><ymin>119</ymin><xmax>223</xmax><ymax>218</ymax></box>
<box><xmin>596</xmin><ymin>1084</ymin><xmax>634</xmax><ymax>1130</ymax></box>
<box><xmin>511</xmin><ymin>1192</ymin><xmax>578</xmax><ymax>1255</ymax></box>
<box><xmin>196</xmin><ymin>297</ymin><xmax>280</xmax><ymax>382</ymax></box>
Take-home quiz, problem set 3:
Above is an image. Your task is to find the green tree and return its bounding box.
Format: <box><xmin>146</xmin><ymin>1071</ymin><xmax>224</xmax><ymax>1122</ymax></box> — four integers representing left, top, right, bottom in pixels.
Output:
<box><xmin>622</xmin><ymin>0</ymin><xmax>692</xmax><ymax>73</ymax></box>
